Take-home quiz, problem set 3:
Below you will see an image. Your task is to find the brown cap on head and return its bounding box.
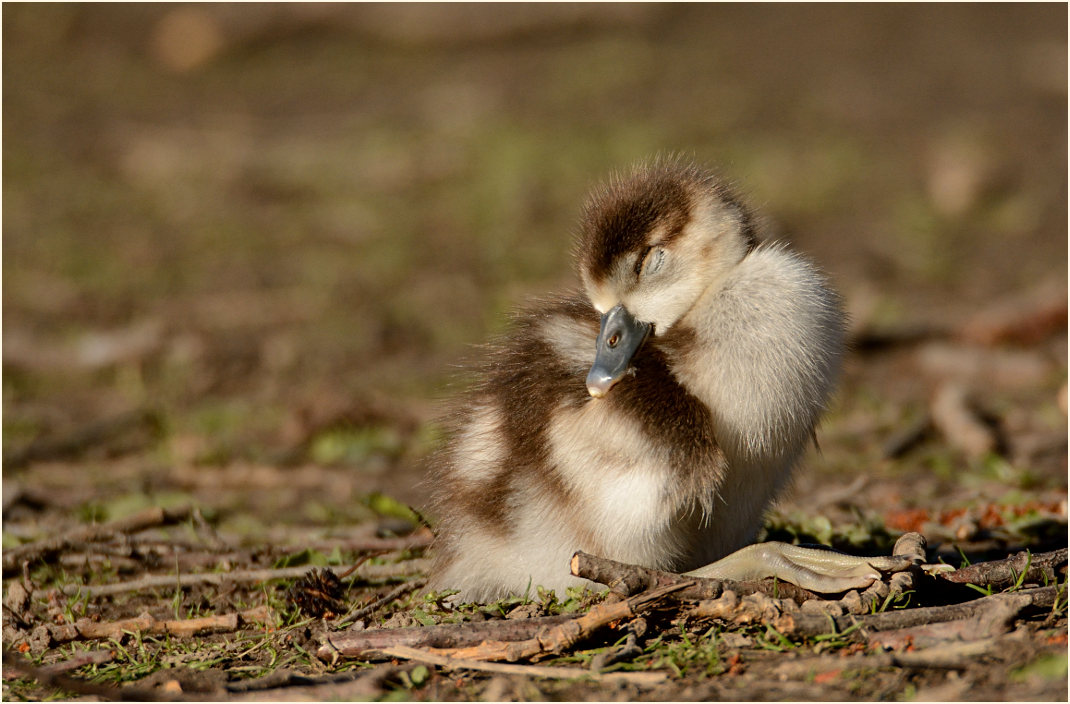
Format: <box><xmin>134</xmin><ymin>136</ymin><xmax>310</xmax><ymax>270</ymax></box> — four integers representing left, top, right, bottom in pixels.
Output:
<box><xmin>575</xmin><ymin>159</ymin><xmax>757</xmax><ymax>285</ymax></box>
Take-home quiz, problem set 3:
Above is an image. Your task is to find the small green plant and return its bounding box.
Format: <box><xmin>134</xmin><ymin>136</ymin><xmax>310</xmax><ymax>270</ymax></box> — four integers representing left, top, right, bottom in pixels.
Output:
<box><xmin>955</xmin><ymin>545</ymin><xmax>973</xmax><ymax>569</ymax></box>
<box><xmin>639</xmin><ymin>624</ymin><xmax>723</xmax><ymax>677</ymax></box>
<box><xmin>873</xmin><ymin>589</ymin><xmax>914</xmax><ymax>614</ymax></box>
<box><xmin>1008</xmin><ymin>551</ymin><xmax>1031</xmax><ymax>592</ymax></box>
<box><xmin>809</xmin><ymin>620</ymin><xmax>863</xmax><ymax>653</ymax></box>
<box><xmin>964</xmin><ymin>582</ymin><xmax>995</xmax><ymax>597</ymax></box>
<box><xmin>1050</xmin><ymin>580</ymin><xmax>1068</xmax><ymax>618</ymax></box>
<box><xmin>757</xmin><ymin>624</ymin><xmax>797</xmax><ymax>652</ymax></box>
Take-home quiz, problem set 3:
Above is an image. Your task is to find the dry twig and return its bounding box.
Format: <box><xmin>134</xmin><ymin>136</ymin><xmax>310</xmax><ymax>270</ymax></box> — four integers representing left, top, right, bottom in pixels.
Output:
<box><xmin>335</xmin><ymin>578</ymin><xmax>427</xmax><ymax>628</ymax></box>
<box><xmin>224</xmin><ymin>664</ymin><xmax>404</xmax><ymax>697</ymax></box>
<box><xmin>380</xmin><ymin>644</ymin><xmax>668</xmax><ymax>686</ymax></box>
<box><xmin>322</xmin><ymin>582</ymin><xmax>689</xmax><ymax>664</ymax></box>
<box><xmin>37</xmin><ymin>606</ymin><xmax>271</xmax><ymax>644</ymax></box>
<box><xmin>958</xmin><ymin>281</ymin><xmax>1067</xmax><ymax>346</ymax></box>
<box><xmin>311</xmin><ymin>531</ymin><xmax>434</xmax><ymax>554</ymax></box>
<box><xmin>881</xmin><ymin>413</ymin><xmax>933</xmax><ymax>459</ymax></box>
<box><xmin>777</xmin><ymin>585</ymin><xmax>1059</xmax><ymax>639</ymax></box>
<box><xmin>772</xmin><ymin>638</ymin><xmax>1003</xmax><ymax>678</ymax></box>
<box><xmin>34</xmin><ymin>648</ymin><xmax>116</xmax><ymax>676</ymax></box>
<box><xmin>940</xmin><ymin>548</ymin><xmax>1066</xmax><ymax>589</ymax></box>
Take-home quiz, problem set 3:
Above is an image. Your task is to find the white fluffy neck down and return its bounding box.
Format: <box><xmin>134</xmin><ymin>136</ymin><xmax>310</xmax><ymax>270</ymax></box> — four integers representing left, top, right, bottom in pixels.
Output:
<box><xmin>675</xmin><ymin>245</ymin><xmax>845</xmax><ymax>465</ymax></box>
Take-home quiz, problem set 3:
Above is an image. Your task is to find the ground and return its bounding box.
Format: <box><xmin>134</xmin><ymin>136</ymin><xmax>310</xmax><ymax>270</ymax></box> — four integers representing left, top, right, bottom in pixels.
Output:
<box><xmin>2</xmin><ymin>5</ymin><xmax>1067</xmax><ymax>701</ymax></box>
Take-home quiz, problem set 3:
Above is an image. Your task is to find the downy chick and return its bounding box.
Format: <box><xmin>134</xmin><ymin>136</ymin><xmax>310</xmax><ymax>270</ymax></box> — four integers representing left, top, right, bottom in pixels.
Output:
<box><xmin>429</xmin><ymin>158</ymin><xmax>902</xmax><ymax>602</ymax></box>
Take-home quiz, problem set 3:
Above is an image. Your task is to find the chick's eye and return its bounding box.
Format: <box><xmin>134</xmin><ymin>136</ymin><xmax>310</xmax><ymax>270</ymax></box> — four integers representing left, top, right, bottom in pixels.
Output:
<box><xmin>642</xmin><ymin>247</ymin><xmax>666</xmax><ymax>276</ymax></box>
<box><xmin>634</xmin><ymin>247</ymin><xmax>652</xmax><ymax>277</ymax></box>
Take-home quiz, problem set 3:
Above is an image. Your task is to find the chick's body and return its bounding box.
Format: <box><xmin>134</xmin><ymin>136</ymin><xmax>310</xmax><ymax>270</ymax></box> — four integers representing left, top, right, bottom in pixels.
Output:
<box><xmin>429</xmin><ymin>160</ymin><xmax>845</xmax><ymax>602</ymax></box>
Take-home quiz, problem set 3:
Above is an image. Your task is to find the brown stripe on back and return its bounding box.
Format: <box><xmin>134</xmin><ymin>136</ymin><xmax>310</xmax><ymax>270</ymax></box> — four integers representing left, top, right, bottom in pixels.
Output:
<box><xmin>436</xmin><ymin>295</ymin><xmax>597</xmax><ymax>536</ymax></box>
<box><xmin>452</xmin><ymin>464</ymin><xmax>514</xmax><ymax>537</ymax></box>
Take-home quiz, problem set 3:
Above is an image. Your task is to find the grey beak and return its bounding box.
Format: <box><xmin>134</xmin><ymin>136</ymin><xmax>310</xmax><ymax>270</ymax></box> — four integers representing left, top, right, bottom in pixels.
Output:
<box><xmin>586</xmin><ymin>304</ymin><xmax>652</xmax><ymax>398</ymax></box>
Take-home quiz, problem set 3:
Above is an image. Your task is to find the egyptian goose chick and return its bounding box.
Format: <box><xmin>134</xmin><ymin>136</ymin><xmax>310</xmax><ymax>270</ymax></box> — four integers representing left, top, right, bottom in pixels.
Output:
<box><xmin>429</xmin><ymin>158</ymin><xmax>903</xmax><ymax>602</ymax></box>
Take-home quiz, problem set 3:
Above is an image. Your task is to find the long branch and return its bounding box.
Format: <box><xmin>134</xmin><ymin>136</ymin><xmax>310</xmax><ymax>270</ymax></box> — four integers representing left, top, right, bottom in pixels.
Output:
<box><xmin>939</xmin><ymin>548</ymin><xmax>1066</xmax><ymax>589</ymax></box>
<box><xmin>39</xmin><ymin>606</ymin><xmax>271</xmax><ymax>644</ymax></box>
<box><xmin>776</xmin><ymin>584</ymin><xmax>1059</xmax><ymax>639</ymax></box>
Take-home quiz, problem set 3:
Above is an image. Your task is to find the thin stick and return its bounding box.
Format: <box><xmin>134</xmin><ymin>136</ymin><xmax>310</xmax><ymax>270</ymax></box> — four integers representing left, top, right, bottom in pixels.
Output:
<box><xmin>958</xmin><ymin>280</ymin><xmax>1067</xmax><ymax>346</ymax></box>
<box><xmin>34</xmin><ymin>648</ymin><xmax>116</xmax><ymax>675</ymax></box>
<box><xmin>42</xmin><ymin>606</ymin><xmax>272</xmax><ymax>644</ymax></box>
<box><xmin>931</xmin><ymin>383</ymin><xmax>997</xmax><ymax>459</ymax></box>
<box><xmin>381</xmin><ymin>645</ymin><xmax>668</xmax><ymax>686</ymax></box>
<box><xmin>35</xmin><ymin>559</ymin><xmax>430</xmax><ymax>600</ymax></box>
<box><xmin>335</xmin><ymin>579</ymin><xmax>427</xmax><ymax>628</ymax></box>
<box><xmin>318</xmin><ymin>613</ymin><xmax>580</xmax><ymax>661</ymax></box>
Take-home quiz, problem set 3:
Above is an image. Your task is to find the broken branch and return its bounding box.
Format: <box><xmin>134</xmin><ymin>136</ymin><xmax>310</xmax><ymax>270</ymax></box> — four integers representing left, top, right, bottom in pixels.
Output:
<box><xmin>312</xmin><ymin>531</ymin><xmax>433</xmax><ymax>555</ymax></box>
<box><xmin>930</xmin><ymin>383</ymin><xmax>999</xmax><ymax>460</ymax></box>
<box><xmin>17</xmin><ymin>648</ymin><xmax>115</xmax><ymax>678</ymax></box>
<box><xmin>939</xmin><ymin>548</ymin><xmax>1066</xmax><ymax>590</ymax></box>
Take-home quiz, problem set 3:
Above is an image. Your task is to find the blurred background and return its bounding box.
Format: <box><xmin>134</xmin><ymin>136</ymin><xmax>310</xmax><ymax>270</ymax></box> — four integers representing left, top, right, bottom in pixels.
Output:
<box><xmin>3</xmin><ymin>4</ymin><xmax>1066</xmax><ymax>548</ymax></box>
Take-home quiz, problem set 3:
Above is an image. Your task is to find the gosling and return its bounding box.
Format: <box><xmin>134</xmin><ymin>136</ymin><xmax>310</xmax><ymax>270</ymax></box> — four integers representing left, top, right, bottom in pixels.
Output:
<box><xmin>429</xmin><ymin>158</ymin><xmax>901</xmax><ymax>602</ymax></box>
